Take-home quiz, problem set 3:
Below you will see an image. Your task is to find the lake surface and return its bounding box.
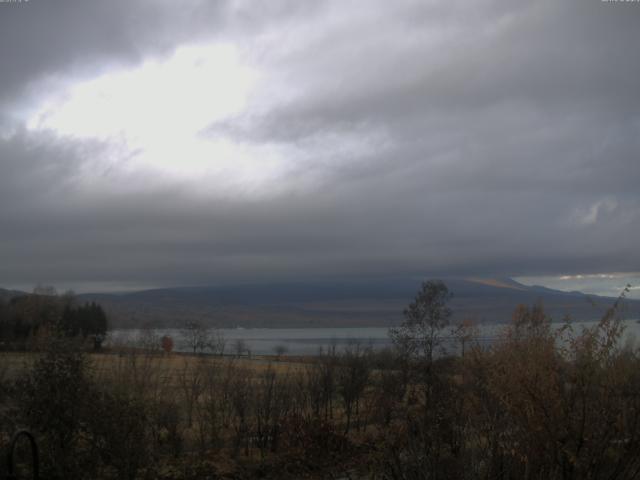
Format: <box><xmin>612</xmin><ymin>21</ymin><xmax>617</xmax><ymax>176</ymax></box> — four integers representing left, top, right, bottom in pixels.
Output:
<box><xmin>109</xmin><ymin>319</ymin><xmax>640</xmax><ymax>355</ymax></box>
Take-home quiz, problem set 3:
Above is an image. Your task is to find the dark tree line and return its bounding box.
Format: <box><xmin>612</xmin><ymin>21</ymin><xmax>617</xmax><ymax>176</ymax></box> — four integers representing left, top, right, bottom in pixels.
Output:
<box><xmin>60</xmin><ymin>302</ymin><xmax>108</xmax><ymax>340</ymax></box>
<box><xmin>0</xmin><ymin>290</ymin><xmax>108</xmax><ymax>349</ymax></box>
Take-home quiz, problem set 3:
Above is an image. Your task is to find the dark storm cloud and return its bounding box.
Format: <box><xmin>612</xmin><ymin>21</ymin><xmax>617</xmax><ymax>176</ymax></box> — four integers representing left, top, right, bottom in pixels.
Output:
<box><xmin>0</xmin><ymin>0</ymin><xmax>639</xmax><ymax>292</ymax></box>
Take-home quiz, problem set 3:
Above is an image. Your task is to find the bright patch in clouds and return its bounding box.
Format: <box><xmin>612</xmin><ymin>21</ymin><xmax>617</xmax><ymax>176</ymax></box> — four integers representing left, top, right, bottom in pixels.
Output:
<box><xmin>575</xmin><ymin>198</ymin><xmax>618</xmax><ymax>226</ymax></box>
<box><xmin>26</xmin><ymin>44</ymin><xmax>283</xmax><ymax>184</ymax></box>
<box><xmin>517</xmin><ymin>273</ymin><xmax>640</xmax><ymax>300</ymax></box>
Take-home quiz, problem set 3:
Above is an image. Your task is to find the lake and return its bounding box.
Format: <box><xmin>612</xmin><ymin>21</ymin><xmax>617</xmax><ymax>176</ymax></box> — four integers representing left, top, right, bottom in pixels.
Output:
<box><xmin>108</xmin><ymin>319</ymin><xmax>640</xmax><ymax>356</ymax></box>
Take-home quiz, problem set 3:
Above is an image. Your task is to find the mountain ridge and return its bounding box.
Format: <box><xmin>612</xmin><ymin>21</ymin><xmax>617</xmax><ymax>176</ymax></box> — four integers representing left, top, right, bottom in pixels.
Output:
<box><xmin>72</xmin><ymin>278</ymin><xmax>639</xmax><ymax>329</ymax></box>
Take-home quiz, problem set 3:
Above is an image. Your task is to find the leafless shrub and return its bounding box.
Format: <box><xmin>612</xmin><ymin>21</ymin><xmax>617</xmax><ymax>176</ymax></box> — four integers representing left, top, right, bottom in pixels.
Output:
<box><xmin>337</xmin><ymin>342</ymin><xmax>371</xmax><ymax>434</ymax></box>
<box><xmin>177</xmin><ymin>356</ymin><xmax>203</xmax><ymax>428</ymax></box>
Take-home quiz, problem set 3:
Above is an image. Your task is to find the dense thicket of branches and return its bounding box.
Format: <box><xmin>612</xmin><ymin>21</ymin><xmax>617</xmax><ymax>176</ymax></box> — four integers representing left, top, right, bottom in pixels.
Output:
<box><xmin>0</xmin><ymin>282</ymin><xmax>638</xmax><ymax>480</ymax></box>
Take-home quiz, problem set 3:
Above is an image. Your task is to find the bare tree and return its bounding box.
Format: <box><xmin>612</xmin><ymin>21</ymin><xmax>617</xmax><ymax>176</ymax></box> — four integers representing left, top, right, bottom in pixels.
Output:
<box><xmin>181</xmin><ymin>320</ymin><xmax>212</xmax><ymax>354</ymax></box>
<box><xmin>274</xmin><ymin>344</ymin><xmax>288</xmax><ymax>359</ymax></box>
<box><xmin>229</xmin><ymin>366</ymin><xmax>253</xmax><ymax>457</ymax></box>
<box><xmin>307</xmin><ymin>347</ymin><xmax>338</xmax><ymax>421</ymax></box>
<box><xmin>390</xmin><ymin>280</ymin><xmax>452</xmax><ymax>366</ymax></box>
<box><xmin>451</xmin><ymin>318</ymin><xmax>478</xmax><ymax>357</ymax></box>
<box><xmin>136</xmin><ymin>324</ymin><xmax>161</xmax><ymax>353</ymax></box>
<box><xmin>337</xmin><ymin>342</ymin><xmax>371</xmax><ymax>434</ymax></box>
<box><xmin>177</xmin><ymin>356</ymin><xmax>203</xmax><ymax>427</ymax></box>
<box><xmin>211</xmin><ymin>327</ymin><xmax>226</xmax><ymax>356</ymax></box>
<box><xmin>234</xmin><ymin>338</ymin><xmax>247</xmax><ymax>357</ymax></box>
<box><xmin>254</xmin><ymin>367</ymin><xmax>293</xmax><ymax>456</ymax></box>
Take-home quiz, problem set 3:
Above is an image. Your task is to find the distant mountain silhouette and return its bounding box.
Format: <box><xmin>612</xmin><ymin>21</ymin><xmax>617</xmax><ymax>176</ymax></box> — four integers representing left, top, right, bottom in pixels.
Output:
<box><xmin>0</xmin><ymin>287</ymin><xmax>26</xmax><ymax>302</ymax></box>
<box><xmin>75</xmin><ymin>278</ymin><xmax>639</xmax><ymax>329</ymax></box>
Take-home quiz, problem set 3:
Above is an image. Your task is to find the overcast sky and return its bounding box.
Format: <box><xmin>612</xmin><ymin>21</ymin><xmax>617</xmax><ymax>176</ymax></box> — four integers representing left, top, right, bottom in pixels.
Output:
<box><xmin>0</xmin><ymin>0</ymin><xmax>639</xmax><ymax>296</ymax></box>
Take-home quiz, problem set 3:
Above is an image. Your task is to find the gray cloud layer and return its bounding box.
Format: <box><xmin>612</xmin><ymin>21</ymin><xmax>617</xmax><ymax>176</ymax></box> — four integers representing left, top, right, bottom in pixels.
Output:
<box><xmin>1</xmin><ymin>0</ymin><xmax>639</xmax><ymax>292</ymax></box>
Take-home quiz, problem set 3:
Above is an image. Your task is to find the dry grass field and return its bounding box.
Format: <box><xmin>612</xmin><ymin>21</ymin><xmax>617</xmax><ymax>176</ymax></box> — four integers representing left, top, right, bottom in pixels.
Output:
<box><xmin>0</xmin><ymin>350</ymin><xmax>308</xmax><ymax>378</ymax></box>
<box><xmin>4</xmin><ymin>301</ymin><xmax>640</xmax><ymax>480</ymax></box>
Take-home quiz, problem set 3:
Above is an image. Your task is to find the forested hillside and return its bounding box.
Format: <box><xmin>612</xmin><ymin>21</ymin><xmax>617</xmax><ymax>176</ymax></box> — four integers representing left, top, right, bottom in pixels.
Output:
<box><xmin>77</xmin><ymin>278</ymin><xmax>640</xmax><ymax>328</ymax></box>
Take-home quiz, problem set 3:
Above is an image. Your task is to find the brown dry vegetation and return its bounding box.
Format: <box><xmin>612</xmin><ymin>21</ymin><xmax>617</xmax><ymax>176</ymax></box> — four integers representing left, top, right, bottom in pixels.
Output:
<box><xmin>1</xmin><ymin>285</ymin><xmax>640</xmax><ymax>479</ymax></box>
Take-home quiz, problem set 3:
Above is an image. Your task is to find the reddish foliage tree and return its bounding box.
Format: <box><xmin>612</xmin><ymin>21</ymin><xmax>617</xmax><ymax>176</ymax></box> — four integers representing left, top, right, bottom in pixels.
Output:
<box><xmin>161</xmin><ymin>335</ymin><xmax>174</xmax><ymax>354</ymax></box>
